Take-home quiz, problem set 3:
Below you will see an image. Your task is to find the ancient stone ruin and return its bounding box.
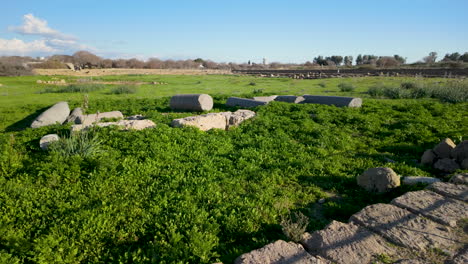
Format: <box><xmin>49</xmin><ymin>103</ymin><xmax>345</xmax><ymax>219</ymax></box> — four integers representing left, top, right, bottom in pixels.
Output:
<box><xmin>170</xmin><ymin>94</ymin><xmax>213</xmax><ymax>111</ymax></box>
<box><xmin>302</xmin><ymin>95</ymin><xmax>362</xmax><ymax>107</ymax></box>
<box><xmin>421</xmin><ymin>138</ymin><xmax>468</xmax><ymax>172</ymax></box>
<box><xmin>31</xmin><ymin>101</ymin><xmax>70</xmax><ymax>128</ymax></box>
<box><xmin>171</xmin><ymin>110</ymin><xmax>255</xmax><ymax>131</ymax></box>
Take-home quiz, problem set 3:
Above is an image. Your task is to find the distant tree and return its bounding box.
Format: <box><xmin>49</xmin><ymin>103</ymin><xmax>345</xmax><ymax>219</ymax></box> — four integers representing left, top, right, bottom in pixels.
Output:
<box><xmin>423</xmin><ymin>52</ymin><xmax>437</xmax><ymax>64</ymax></box>
<box><xmin>356</xmin><ymin>54</ymin><xmax>363</xmax><ymax>65</ymax></box>
<box><xmin>376</xmin><ymin>56</ymin><xmax>400</xmax><ymax>68</ymax></box>
<box><xmin>126</xmin><ymin>58</ymin><xmax>145</xmax><ymax>68</ymax></box>
<box><xmin>330</xmin><ymin>56</ymin><xmax>343</xmax><ymax>66</ymax></box>
<box><xmin>460</xmin><ymin>52</ymin><xmax>468</xmax><ymax>62</ymax></box>
<box><xmin>99</xmin><ymin>59</ymin><xmax>113</xmax><ymax>68</ymax></box>
<box><xmin>313</xmin><ymin>56</ymin><xmax>327</xmax><ymax>66</ymax></box>
<box><xmin>393</xmin><ymin>55</ymin><xmax>406</xmax><ymax>64</ymax></box>
<box><xmin>344</xmin><ymin>56</ymin><xmax>353</xmax><ymax>66</ymax></box>
<box><xmin>48</xmin><ymin>54</ymin><xmax>74</xmax><ymax>63</ymax></box>
<box><xmin>442</xmin><ymin>52</ymin><xmax>461</xmax><ymax>61</ymax></box>
<box><xmin>73</xmin><ymin>51</ymin><xmax>101</xmax><ymax>68</ymax></box>
<box><xmin>194</xmin><ymin>58</ymin><xmax>204</xmax><ymax>64</ymax></box>
<box><xmin>112</xmin><ymin>59</ymin><xmax>127</xmax><ymax>68</ymax></box>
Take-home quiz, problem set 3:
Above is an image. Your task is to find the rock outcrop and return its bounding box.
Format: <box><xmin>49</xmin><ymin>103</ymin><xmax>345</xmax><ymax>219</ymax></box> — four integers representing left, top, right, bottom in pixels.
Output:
<box><xmin>31</xmin><ymin>101</ymin><xmax>70</xmax><ymax>128</ymax></box>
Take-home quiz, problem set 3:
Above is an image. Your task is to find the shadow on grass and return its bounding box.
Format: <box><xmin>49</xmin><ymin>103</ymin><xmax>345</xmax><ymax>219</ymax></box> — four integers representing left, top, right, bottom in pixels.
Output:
<box><xmin>4</xmin><ymin>106</ymin><xmax>49</xmax><ymax>132</ymax></box>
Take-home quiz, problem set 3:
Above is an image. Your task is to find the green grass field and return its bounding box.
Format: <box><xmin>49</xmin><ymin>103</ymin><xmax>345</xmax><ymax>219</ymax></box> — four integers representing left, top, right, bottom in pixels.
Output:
<box><xmin>0</xmin><ymin>74</ymin><xmax>467</xmax><ymax>263</ymax></box>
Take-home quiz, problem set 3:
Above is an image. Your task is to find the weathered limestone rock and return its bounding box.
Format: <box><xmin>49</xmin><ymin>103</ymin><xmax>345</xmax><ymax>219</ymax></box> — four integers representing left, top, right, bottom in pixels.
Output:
<box><xmin>449</xmin><ymin>173</ymin><xmax>468</xmax><ymax>185</ymax></box>
<box><xmin>433</xmin><ymin>138</ymin><xmax>456</xmax><ymax>159</ymax></box>
<box><xmin>252</xmin><ymin>95</ymin><xmax>278</xmax><ymax>102</ymax></box>
<box><xmin>350</xmin><ymin>203</ymin><xmax>457</xmax><ymax>252</ymax></box>
<box><xmin>170</xmin><ymin>94</ymin><xmax>213</xmax><ymax>111</ymax></box>
<box><xmin>66</xmin><ymin>107</ymin><xmax>84</xmax><ymax>124</ymax></box>
<box><xmin>402</xmin><ymin>176</ymin><xmax>441</xmax><ymax>185</ymax></box>
<box><xmin>274</xmin><ymin>95</ymin><xmax>305</xmax><ymax>104</ymax></box>
<box><xmin>39</xmin><ymin>134</ymin><xmax>59</xmax><ymax>150</ymax></box>
<box><xmin>427</xmin><ymin>182</ymin><xmax>468</xmax><ymax>202</ymax></box>
<box><xmin>226</xmin><ymin>97</ymin><xmax>267</xmax><ymax>108</ymax></box>
<box><xmin>357</xmin><ymin>167</ymin><xmax>400</xmax><ymax>193</ymax></box>
<box><xmin>31</xmin><ymin>101</ymin><xmax>70</xmax><ymax>128</ymax></box>
<box><xmin>420</xmin><ymin>149</ymin><xmax>436</xmax><ymax>166</ymax></box>
<box><xmin>451</xmin><ymin>140</ymin><xmax>468</xmax><ymax>162</ymax></box>
<box><xmin>300</xmin><ymin>220</ymin><xmax>399</xmax><ymax>264</ymax></box>
<box><xmin>71</xmin><ymin>120</ymin><xmax>155</xmax><ymax>132</ymax></box>
<box><xmin>234</xmin><ymin>240</ymin><xmax>324</xmax><ymax>264</ymax></box>
<box><xmin>391</xmin><ymin>190</ymin><xmax>468</xmax><ymax>227</ymax></box>
<box><xmin>301</xmin><ymin>95</ymin><xmax>362</xmax><ymax>107</ymax></box>
<box><xmin>434</xmin><ymin>158</ymin><xmax>460</xmax><ymax>173</ymax></box>
<box><xmin>225</xmin><ymin>110</ymin><xmax>256</xmax><ymax>128</ymax></box>
<box><xmin>77</xmin><ymin>111</ymin><xmax>124</xmax><ymax>125</ymax></box>
<box><xmin>172</xmin><ymin>110</ymin><xmax>256</xmax><ymax>131</ymax></box>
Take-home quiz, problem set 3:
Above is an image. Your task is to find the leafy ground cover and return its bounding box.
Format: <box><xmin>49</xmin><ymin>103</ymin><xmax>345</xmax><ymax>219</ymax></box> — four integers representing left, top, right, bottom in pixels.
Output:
<box><xmin>0</xmin><ymin>75</ymin><xmax>467</xmax><ymax>263</ymax></box>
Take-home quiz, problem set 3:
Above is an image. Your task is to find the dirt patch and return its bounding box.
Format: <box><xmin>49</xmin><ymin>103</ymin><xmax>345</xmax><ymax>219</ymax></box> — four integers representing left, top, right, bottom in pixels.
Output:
<box><xmin>34</xmin><ymin>68</ymin><xmax>232</xmax><ymax>76</ymax></box>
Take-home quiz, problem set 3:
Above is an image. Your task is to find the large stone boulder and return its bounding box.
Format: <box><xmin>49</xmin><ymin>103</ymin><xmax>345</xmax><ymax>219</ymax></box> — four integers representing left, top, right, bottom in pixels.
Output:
<box><xmin>172</xmin><ymin>110</ymin><xmax>256</xmax><ymax>131</ymax></box>
<box><xmin>301</xmin><ymin>95</ymin><xmax>362</xmax><ymax>107</ymax></box>
<box><xmin>433</xmin><ymin>138</ymin><xmax>456</xmax><ymax>159</ymax></box>
<box><xmin>274</xmin><ymin>95</ymin><xmax>305</xmax><ymax>104</ymax></box>
<box><xmin>31</xmin><ymin>101</ymin><xmax>70</xmax><ymax>128</ymax></box>
<box><xmin>226</xmin><ymin>97</ymin><xmax>267</xmax><ymax>108</ymax></box>
<box><xmin>420</xmin><ymin>149</ymin><xmax>436</xmax><ymax>166</ymax></box>
<box><xmin>170</xmin><ymin>94</ymin><xmax>213</xmax><ymax>111</ymax></box>
<box><xmin>451</xmin><ymin>140</ymin><xmax>468</xmax><ymax>162</ymax></box>
<box><xmin>433</xmin><ymin>158</ymin><xmax>460</xmax><ymax>173</ymax></box>
<box><xmin>71</xmin><ymin>120</ymin><xmax>155</xmax><ymax>132</ymax></box>
<box><xmin>357</xmin><ymin>167</ymin><xmax>400</xmax><ymax>193</ymax></box>
<box><xmin>77</xmin><ymin>111</ymin><xmax>124</xmax><ymax>125</ymax></box>
<box><xmin>66</xmin><ymin>107</ymin><xmax>84</xmax><ymax>124</ymax></box>
<box><xmin>39</xmin><ymin>134</ymin><xmax>60</xmax><ymax>150</ymax></box>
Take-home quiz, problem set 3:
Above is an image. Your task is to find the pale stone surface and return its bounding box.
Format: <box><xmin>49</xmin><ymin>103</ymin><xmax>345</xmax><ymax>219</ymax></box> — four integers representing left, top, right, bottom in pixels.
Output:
<box><xmin>391</xmin><ymin>190</ymin><xmax>468</xmax><ymax>227</ymax></box>
<box><xmin>71</xmin><ymin>120</ymin><xmax>155</xmax><ymax>131</ymax></box>
<box><xmin>300</xmin><ymin>220</ymin><xmax>399</xmax><ymax>264</ymax></box>
<box><xmin>66</xmin><ymin>107</ymin><xmax>84</xmax><ymax>124</ymax></box>
<box><xmin>402</xmin><ymin>176</ymin><xmax>441</xmax><ymax>185</ymax></box>
<box><xmin>226</xmin><ymin>97</ymin><xmax>267</xmax><ymax>108</ymax></box>
<box><xmin>170</xmin><ymin>94</ymin><xmax>213</xmax><ymax>111</ymax></box>
<box><xmin>450</xmin><ymin>173</ymin><xmax>468</xmax><ymax>185</ymax></box>
<box><xmin>301</xmin><ymin>95</ymin><xmax>362</xmax><ymax>107</ymax></box>
<box><xmin>427</xmin><ymin>182</ymin><xmax>468</xmax><ymax>202</ymax></box>
<box><xmin>349</xmin><ymin>203</ymin><xmax>457</xmax><ymax>252</ymax></box>
<box><xmin>172</xmin><ymin>110</ymin><xmax>256</xmax><ymax>131</ymax></box>
<box><xmin>434</xmin><ymin>158</ymin><xmax>460</xmax><ymax>173</ymax></box>
<box><xmin>420</xmin><ymin>149</ymin><xmax>436</xmax><ymax>166</ymax></box>
<box><xmin>225</xmin><ymin>110</ymin><xmax>256</xmax><ymax>128</ymax></box>
<box><xmin>253</xmin><ymin>95</ymin><xmax>278</xmax><ymax>102</ymax></box>
<box><xmin>433</xmin><ymin>138</ymin><xmax>456</xmax><ymax>159</ymax></box>
<box><xmin>77</xmin><ymin>111</ymin><xmax>124</xmax><ymax>125</ymax></box>
<box><xmin>357</xmin><ymin>167</ymin><xmax>400</xmax><ymax>193</ymax></box>
<box><xmin>274</xmin><ymin>95</ymin><xmax>305</xmax><ymax>104</ymax></box>
<box><xmin>234</xmin><ymin>240</ymin><xmax>325</xmax><ymax>264</ymax></box>
<box><xmin>451</xmin><ymin>140</ymin><xmax>468</xmax><ymax>162</ymax></box>
<box><xmin>39</xmin><ymin>134</ymin><xmax>59</xmax><ymax>150</ymax></box>
<box><xmin>31</xmin><ymin>101</ymin><xmax>70</xmax><ymax>128</ymax></box>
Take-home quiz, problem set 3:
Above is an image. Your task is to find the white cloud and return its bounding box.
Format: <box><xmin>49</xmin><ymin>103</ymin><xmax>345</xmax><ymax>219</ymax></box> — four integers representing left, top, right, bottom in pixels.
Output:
<box><xmin>8</xmin><ymin>13</ymin><xmax>76</xmax><ymax>40</ymax></box>
<box><xmin>0</xmin><ymin>38</ymin><xmax>58</xmax><ymax>56</ymax></box>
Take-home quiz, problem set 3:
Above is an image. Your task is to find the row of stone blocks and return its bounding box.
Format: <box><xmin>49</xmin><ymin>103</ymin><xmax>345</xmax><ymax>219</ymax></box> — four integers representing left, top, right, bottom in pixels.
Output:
<box><xmin>234</xmin><ymin>179</ymin><xmax>468</xmax><ymax>264</ymax></box>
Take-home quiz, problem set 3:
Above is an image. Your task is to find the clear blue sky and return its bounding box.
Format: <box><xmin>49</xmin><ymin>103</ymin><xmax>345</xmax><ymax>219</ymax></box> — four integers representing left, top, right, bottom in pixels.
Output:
<box><xmin>1</xmin><ymin>0</ymin><xmax>467</xmax><ymax>63</ymax></box>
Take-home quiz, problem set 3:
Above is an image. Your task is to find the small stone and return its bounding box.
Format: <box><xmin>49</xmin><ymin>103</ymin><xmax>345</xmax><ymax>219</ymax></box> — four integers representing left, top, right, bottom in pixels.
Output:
<box><xmin>451</xmin><ymin>140</ymin><xmax>468</xmax><ymax>162</ymax></box>
<box><xmin>71</xmin><ymin>120</ymin><xmax>155</xmax><ymax>132</ymax></box>
<box><xmin>39</xmin><ymin>134</ymin><xmax>60</xmax><ymax>150</ymax></box>
<box><xmin>449</xmin><ymin>173</ymin><xmax>468</xmax><ymax>185</ymax></box>
<box><xmin>433</xmin><ymin>138</ymin><xmax>456</xmax><ymax>159</ymax></box>
<box><xmin>434</xmin><ymin>158</ymin><xmax>460</xmax><ymax>173</ymax></box>
<box><xmin>318</xmin><ymin>198</ymin><xmax>326</xmax><ymax>204</ymax></box>
<box><xmin>402</xmin><ymin>176</ymin><xmax>441</xmax><ymax>185</ymax></box>
<box><xmin>357</xmin><ymin>167</ymin><xmax>400</xmax><ymax>193</ymax></box>
<box><xmin>420</xmin><ymin>149</ymin><xmax>436</xmax><ymax>166</ymax></box>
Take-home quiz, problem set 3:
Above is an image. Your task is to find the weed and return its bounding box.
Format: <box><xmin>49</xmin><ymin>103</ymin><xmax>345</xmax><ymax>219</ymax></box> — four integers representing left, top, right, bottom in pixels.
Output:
<box><xmin>41</xmin><ymin>83</ymin><xmax>106</xmax><ymax>93</ymax></box>
<box><xmin>338</xmin><ymin>83</ymin><xmax>356</xmax><ymax>92</ymax></box>
<box><xmin>253</xmin><ymin>88</ymin><xmax>264</xmax><ymax>94</ymax></box>
<box><xmin>109</xmin><ymin>85</ymin><xmax>138</xmax><ymax>94</ymax></box>
<box><xmin>318</xmin><ymin>82</ymin><xmax>327</xmax><ymax>88</ymax></box>
<box><xmin>48</xmin><ymin>131</ymin><xmax>102</xmax><ymax>158</ymax></box>
<box><xmin>280</xmin><ymin>211</ymin><xmax>309</xmax><ymax>242</ymax></box>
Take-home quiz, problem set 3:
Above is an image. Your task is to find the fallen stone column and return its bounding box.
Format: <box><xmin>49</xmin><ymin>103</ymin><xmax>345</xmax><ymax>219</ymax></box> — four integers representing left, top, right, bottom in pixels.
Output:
<box><xmin>31</xmin><ymin>101</ymin><xmax>70</xmax><ymax>128</ymax></box>
<box><xmin>66</xmin><ymin>107</ymin><xmax>84</xmax><ymax>124</ymax></box>
<box><xmin>302</xmin><ymin>95</ymin><xmax>362</xmax><ymax>107</ymax></box>
<box><xmin>274</xmin><ymin>95</ymin><xmax>305</xmax><ymax>103</ymax></box>
<box><xmin>170</xmin><ymin>94</ymin><xmax>213</xmax><ymax>111</ymax></box>
<box><xmin>226</xmin><ymin>97</ymin><xmax>267</xmax><ymax>108</ymax></box>
<box><xmin>77</xmin><ymin>111</ymin><xmax>124</xmax><ymax>125</ymax></box>
<box><xmin>252</xmin><ymin>95</ymin><xmax>278</xmax><ymax>102</ymax></box>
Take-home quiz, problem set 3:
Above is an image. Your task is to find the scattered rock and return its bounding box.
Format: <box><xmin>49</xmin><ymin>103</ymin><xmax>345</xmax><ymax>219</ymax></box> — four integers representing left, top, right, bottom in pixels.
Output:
<box><xmin>433</xmin><ymin>158</ymin><xmax>460</xmax><ymax>173</ymax></box>
<box><xmin>274</xmin><ymin>95</ymin><xmax>305</xmax><ymax>104</ymax></box>
<box><xmin>71</xmin><ymin>120</ymin><xmax>155</xmax><ymax>132</ymax></box>
<box><xmin>39</xmin><ymin>134</ymin><xmax>59</xmax><ymax>150</ymax></box>
<box><xmin>31</xmin><ymin>101</ymin><xmax>70</xmax><ymax>128</ymax></box>
<box><xmin>357</xmin><ymin>167</ymin><xmax>400</xmax><ymax>193</ymax></box>
<box><xmin>301</xmin><ymin>220</ymin><xmax>399</xmax><ymax>264</ymax></box>
<box><xmin>301</xmin><ymin>95</ymin><xmax>362</xmax><ymax>107</ymax></box>
<box><xmin>449</xmin><ymin>173</ymin><xmax>468</xmax><ymax>185</ymax></box>
<box><xmin>77</xmin><ymin>111</ymin><xmax>124</xmax><ymax>125</ymax></box>
<box><xmin>433</xmin><ymin>138</ymin><xmax>456</xmax><ymax>159</ymax></box>
<box><xmin>252</xmin><ymin>95</ymin><xmax>278</xmax><ymax>102</ymax></box>
<box><xmin>127</xmin><ymin>115</ymin><xmax>145</xmax><ymax>120</ymax></box>
<box><xmin>170</xmin><ymin>94</ymin><xmax>213</xmax><ymax>111</ymax></box>
<box><xmin>226</xmin><ymin>97</ymin><xmax>267</xmax><ymax>108</ymax></box>
<box><xmin>224</xmin><ymin>110</ymin><xmax>256</xmax><ymax>128</ymax></box>
<box><xmin>234</xmin><ymin>240</ymin><xmax>324</xmax><ymax>264</ymax></box>
<box><xmin>428</xmin><ymin>182</ymin><xmax>468</xmax><ymax>202</ymax></box>
<box><xmin>451</xmin><ymin>140</ymin><xmax>468</xmax><ymax>163</ymax></box>
<box><xmin>172</xmin><ymin>110</ymin><xmax>256</xmax><ymax>131</ymax></box>
<box><xmin>391</xmin><ymin>190</ymin><xmax>468</xmax><ymax>227</ymax></box>
<box><xmin>402</xmin><ymin>176</ymin><xmax>441</xmax><ymax>185</ymax></box>
<box><xmin>66</xmin><ymin>107</ymin><xmax>84</xmax><ymax>124</ymax></box>
<box><xmin>420</xmin><ymin>149</ymin><xmax>436</xmax><ymax>166</ymax></box>
<box><xmin>349</xmin><ymin>203</ymin><xmax>457</xmax><ymax>252</ymax></box>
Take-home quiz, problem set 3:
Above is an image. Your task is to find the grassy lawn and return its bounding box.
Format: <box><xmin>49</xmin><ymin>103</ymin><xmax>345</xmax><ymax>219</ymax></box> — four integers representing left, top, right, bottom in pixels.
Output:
<box><xmin>0</xmin><ymin>75</ymin><xmax>467</xmax><ymax>263</ymax></box>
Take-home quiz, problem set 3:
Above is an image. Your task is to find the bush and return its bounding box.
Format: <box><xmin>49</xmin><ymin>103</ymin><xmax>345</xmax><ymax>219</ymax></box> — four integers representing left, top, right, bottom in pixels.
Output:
<box><xmin>400</xmin><ymin>82</ymin><xmax>418</xmax><ymax>89</ymax></box>
<box><xmin>48</xmin><ymin>131</ymin><xmax>101</xmax><ymax>158</ymax></box>
<box><xmin>41</xmin><ymin>83</ymin><xmax>106</xmax><ymax>93</ymax></box>
<box><xmin>367</xmin><ymin>85</ymin><xmax>385</xmax><ymax>97</ymax></box>
<box><xmin>318</xmin><ymin>82</ymin><xmax>327</xmax><ymax>88</ymax></box>
<box><xmin>109</xmin><ymin>85</ymin><xmax>138</xmax><ymax>94</ymax></box>
<box><xmin>338</xmin><ymin>83</ymin><xmax>356</xmax><ymax>92</ymax></box>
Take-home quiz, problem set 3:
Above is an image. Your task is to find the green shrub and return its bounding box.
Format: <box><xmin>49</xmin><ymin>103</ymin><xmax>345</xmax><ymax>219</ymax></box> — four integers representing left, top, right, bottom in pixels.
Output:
<box><xmin>338</xmin><ymin>83</ymin><xmax>356</xmax><ymax>92</ymax></box>
<box><xmin>41</xmin><ymin>83</ymin><xmax>106</xmax><ymax>93</ymax></box>
<box><xmin>109</xmin><ymin>85</ymin><xmax>138</xmax><ymax>94</ymax></box>
<box><xmin>318</xmin><ymin>82</ymin><xmax>326</xmax><ymax>88</ymax></box>
<box><xmin>249</xmin><ymin>82</ymin><xmax>257</xmax><ymax>86</ymax></box>
<box><xmin>48</xmin><ymin>131</ymin><xmax>102</xmax><ymax>158</ymax></box>
<box><xmin>367</xmin><ymin>85</ymin><xmax>385</xmax><ymax>97</ymax></box>
<box><xmin>400</xmin><ymin>81</ymin><xmax>418</xmax><ymax>89</ymax></box>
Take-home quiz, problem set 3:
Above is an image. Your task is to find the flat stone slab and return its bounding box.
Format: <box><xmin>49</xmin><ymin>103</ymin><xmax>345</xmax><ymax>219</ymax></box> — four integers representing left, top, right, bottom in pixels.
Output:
<box><xmin>77</xmin><ymin>111</ymin><xmax>124</xmax><ymax>125</ymax></box>
<box><xmin>402</xmin><ymin>176</ymin><xmax>441</xmax><ymax>185</ymax></box>
<box><xmin>234</xmin><ymin>240</ymin><xmax>326</xmax><ymax>264</ymax></box>
<box><xmin>391</xmin><ymin>190</ymin><xmax>468</xmax><ymax>227</ymax></box>
<box><xmin>427</xmin><ymin>182</ymin><xmax>468</xmax><ymax>202</ymax></box>
<box><xmin>349</xmin><ymin>203</ymin><xmax>458</xmax><ymax>252</ymax></box>
<box><xmin>71</xmin><ymin>120</ymin><xmax>155</xmax><ymax>131</ymax></box>
<box><xmin>301</xmin><ymin>95</ymin><xmax>362</xmax><ymax>107</ymax></box>
<box><xmin>226</xmin><ymin>97</ymin><xmax>267</xmax><ymax>108</ymax></box>
<box><xmin>300</xmin><ymin>220</ymin><xmax>400</xmax><ymax>264</ymax></box>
